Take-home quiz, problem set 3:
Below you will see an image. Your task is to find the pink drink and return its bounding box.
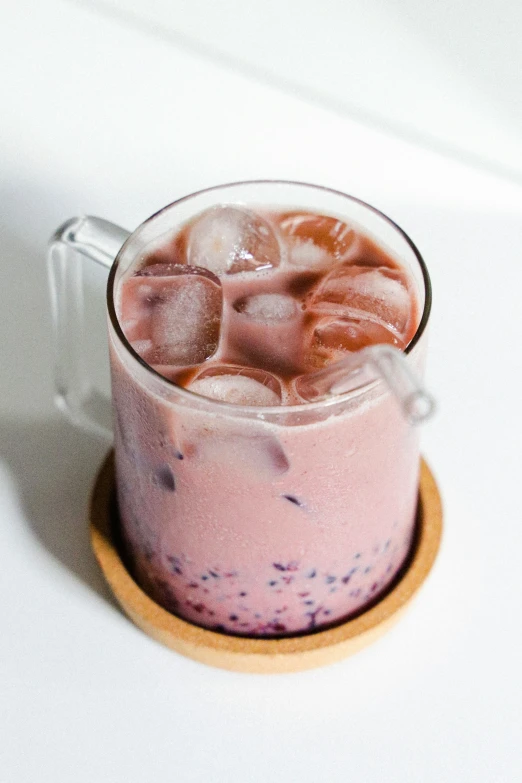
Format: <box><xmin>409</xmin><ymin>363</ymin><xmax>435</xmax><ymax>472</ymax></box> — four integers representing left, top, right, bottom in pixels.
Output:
<box><xmin>109</xmin><ymin>192</ymin><xmax>427</xmax><ymax>636</ymax></box>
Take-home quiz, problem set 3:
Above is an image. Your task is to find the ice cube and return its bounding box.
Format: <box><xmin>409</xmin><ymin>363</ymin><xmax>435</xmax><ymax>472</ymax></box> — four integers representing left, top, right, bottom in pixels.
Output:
<box><xmin>307</xmin><ymin>317</ymin><xmax>402</xmax><ymax>368</ymax></box>
<box><xmin>287</xmin><ymin>240</ymin><xmax>330</xmax><ymax>268</ymax></box>
<box><xmin>233</xmin><ymin>293</ymin><xmax>299</xmax><ymax>323</ymax></box>
<box><xmin>188</xmin><ymin>366</ymin><xmax>282</xmax><ymax>406</ymax></box>
<box><xmin>279</xmin><ymin>213</ymin><xmax>357</xmax><ymax>267</ymax></box>
<box><xmin>307</xmin><ymin>265</ymin><xmax>412</xmax><ymax>335</ymax></box>
<box><xmin>197</xmin><ymin>430</ymin><xmax>289</xmax><ymax>477</ymax></box>
<box><xmin>119</xmin><ymin>264</ymin><xmax>222</xmax><ymax>366</ymax></box>
<box><xmin>187</xmin><ymin>206</ymin><xmax>280</xmax><ymax>275</ymax></box>
<box><xmin>181</xmin><ymin>422</ymin><xmax>289</xmax><ymax>477</ymax></box>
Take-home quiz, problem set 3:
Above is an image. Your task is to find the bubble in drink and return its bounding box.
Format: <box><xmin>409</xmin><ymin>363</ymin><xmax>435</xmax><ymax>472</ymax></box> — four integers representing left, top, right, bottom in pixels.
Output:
<box><xmin>279</xmin><ymin>213</ymin><xmax>357</xmax><ymax>268</ymax></box>
<box><xmin>119</xmin><ymin>211</ymin><xmax>418</xmax><ymax>398</ymax></box>
<box><xmin>307</xmin><ymin>316</ymin><xmax>402</xmax><ymax>368</ymax></box>
<box><xmin>138</xmin><ymin>263</ymin><xmax>188</xmax><ymax>277</ymax></box>
<box><xmin>120</xmin><ymin>263</ymin><xmax>222</xmax><ymax>365</ymax></box>
<box><xmin>189</xmin><ymin>366</ymin><xmax>282</xmax><ymax>406</ymax></box>
<box><xmin>187</xmin><ymin>206</ymin><xmax>280</xmax><ymax>276</ymax></box>
<box><xmin>233</xmin><ymin>293</ymin><xmax>299</xmax><ymax>323</ymax></box>
<box><xmin>307</xmin><ymin>265</ymin><xmax>411</xmax><ymax>335</ymax></box>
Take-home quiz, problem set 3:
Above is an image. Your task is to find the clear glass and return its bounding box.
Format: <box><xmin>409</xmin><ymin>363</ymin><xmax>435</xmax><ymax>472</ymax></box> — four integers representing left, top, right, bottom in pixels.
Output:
<box><xmin>48</xmin><ymin>181</ymin><xmax>432</xmax><ymax>638</ymax></box>
<box><xmin>47</xmin><ymin>216</ymin><xmax>130</xmax><ymax>437</ymax></box>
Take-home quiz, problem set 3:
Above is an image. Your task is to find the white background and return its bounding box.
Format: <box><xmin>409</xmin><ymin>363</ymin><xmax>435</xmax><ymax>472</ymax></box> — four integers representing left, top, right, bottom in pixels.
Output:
<box><xmin>83</xmin><ymin>0</ymin><xmax>522</xmax><ymax>181</ymax></box>
<box><xmin>1</xmin><ymin>1</ymin><xmax>521</xmax><ymax>781</ymax></box>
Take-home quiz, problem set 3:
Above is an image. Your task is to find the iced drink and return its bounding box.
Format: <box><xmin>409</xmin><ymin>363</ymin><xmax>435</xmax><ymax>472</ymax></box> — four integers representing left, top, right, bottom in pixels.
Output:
<box><xmin>109</xmin><ymin>195</ymin><xmax>426</xmax><ymax>636</ymax></box>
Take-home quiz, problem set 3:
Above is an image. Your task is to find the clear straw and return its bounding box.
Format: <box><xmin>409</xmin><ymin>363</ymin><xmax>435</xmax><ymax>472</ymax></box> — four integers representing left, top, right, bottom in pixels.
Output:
<box><xmin>295</xmin><ymin>344</ymin><xmax>435</xmax><ymax>424</ymax></box>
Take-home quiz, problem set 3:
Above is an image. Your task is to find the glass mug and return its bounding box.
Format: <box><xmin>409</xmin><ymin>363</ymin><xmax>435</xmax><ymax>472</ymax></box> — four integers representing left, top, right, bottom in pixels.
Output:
<box><xmin>48</xmin><ymin>181</ymin><xmax>432</xmax><ymax>637</ymax></box>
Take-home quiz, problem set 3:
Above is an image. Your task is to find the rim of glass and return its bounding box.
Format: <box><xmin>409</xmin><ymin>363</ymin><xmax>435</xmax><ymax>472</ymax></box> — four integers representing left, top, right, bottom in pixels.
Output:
<box><xmin>107</xmin><ymin>180</ymin><xmax>432</xmax><ymax>415</ymax></box>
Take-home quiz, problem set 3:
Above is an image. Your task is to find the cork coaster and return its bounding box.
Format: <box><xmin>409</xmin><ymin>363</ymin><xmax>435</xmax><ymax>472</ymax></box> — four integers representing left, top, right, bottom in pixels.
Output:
<box><xmin>90</xmin><ymin>453</ymin><xmax>442</xmax><ymax>674</ymax></box>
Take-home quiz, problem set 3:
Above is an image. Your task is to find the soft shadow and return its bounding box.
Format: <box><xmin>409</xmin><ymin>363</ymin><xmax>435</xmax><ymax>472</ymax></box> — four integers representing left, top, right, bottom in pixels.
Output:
<box><xmin>0</xmin><ymin>414</ymin><xmax>118</xmax><ymax>607</ymax></box>
<box><xmin>0</xmin><ymin>174</ymin><xmax>120</xmax><ymax>608</ymax></box>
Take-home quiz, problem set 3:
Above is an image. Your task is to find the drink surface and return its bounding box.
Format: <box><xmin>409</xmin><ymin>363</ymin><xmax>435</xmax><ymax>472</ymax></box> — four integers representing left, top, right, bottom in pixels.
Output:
<box><xmin>110</xmin><ymin>203</ymin><xmax>423</xmax><ymax>637</ymax></box>
<box><xmin>117</xmin><ymin>206</ymin><xmax>419</xmax><ymax>405</ymax></box>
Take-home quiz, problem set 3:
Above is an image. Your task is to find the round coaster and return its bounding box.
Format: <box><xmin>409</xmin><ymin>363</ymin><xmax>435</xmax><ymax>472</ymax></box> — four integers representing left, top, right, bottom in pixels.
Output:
<box><xmin>90</xmin><ymin>453</ymin><xmax>442</xmax><ymax>674</ymax></box>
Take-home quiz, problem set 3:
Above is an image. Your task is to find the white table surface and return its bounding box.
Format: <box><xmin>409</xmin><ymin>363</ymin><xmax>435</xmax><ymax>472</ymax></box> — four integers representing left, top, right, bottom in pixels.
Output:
<box><xmin>1</xmin><ymin>1</ymin><xmax>521</xmax><ymax>781</ymax></box>
<box><xmin>86</xmin><ymin>0</ymin><xmax>522</xmax><ymax>180</ymax></box>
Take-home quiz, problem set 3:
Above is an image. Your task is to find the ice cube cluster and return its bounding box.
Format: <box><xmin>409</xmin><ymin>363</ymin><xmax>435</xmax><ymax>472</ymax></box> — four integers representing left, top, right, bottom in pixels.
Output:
<box><xmin>118</xmin><ymin>205</ymin><xmax>416</xmax><ymax>406</ymax></box>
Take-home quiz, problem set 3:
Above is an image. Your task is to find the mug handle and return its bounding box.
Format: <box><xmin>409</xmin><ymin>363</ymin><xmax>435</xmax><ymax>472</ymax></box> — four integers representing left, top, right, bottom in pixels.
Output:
<box><xmin>47</xmin><ymin>216</ymin><xmax>131</xmax><ymax>439</ymax></box>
